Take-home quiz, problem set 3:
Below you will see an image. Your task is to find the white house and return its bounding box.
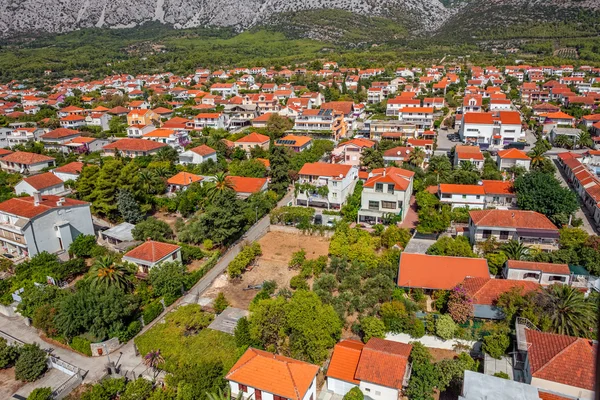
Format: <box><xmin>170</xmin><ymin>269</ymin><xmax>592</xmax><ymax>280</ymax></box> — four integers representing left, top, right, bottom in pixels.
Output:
<box><xmin>142</xmin><ymin>128</ymin><xmax>189</xmax><ymax>150</ymax></box>
<box><xmin>227</xmin><ymin>348</ymin><xmax>318</xmax><ymax>400</ymax></box>
<box><xmin>398</xmin><ymin>107</ymin><xmax>434</xmax><ymax>132</ymax></box>
<box><xmin>0</xmin><ymin>193</ymin><xmax>94</xmax><ymax>258</ymax></box>
<box><xmin>52</xmin><ymin>162</ymin><xmax>84</xmax><ymax>182</ymax></box>
<box><xmin>15</xmin><ymin>172</ymin><xmax>67</xmax><ymax>196</ymax></box>
<box><xmin>178</xmin><ymin>144</ymin><xmax>217</xmax><ymax>165</ymax></box>
<box><xmin>210</xmin><ymin>83</ymin><xmax>239</xmax><ymax>97</ymax></box>
<box><xmin>193</xmin><ymin>113</ymin><xmax>228</xmax><ymax>130</ymax></box>
<box><xmin>358</xmin><ymin>167</ymin><xmax>414</xmax><ymax>224</ymax></box>
<box><xmin>39</xmin><ymin>128</ymin><xmax>81</xmax><ymax>153</ymax></box>
<box><xmin>122</xmin><ymin>240</ymin><xmax>182</xmax><ymax>274</ymax></box>
<box><xmin>326</xmin><ymin>338</ymin><xmax>413</xmax><ymax>400</ymax></box>
<box><xmin>438</xmin><ymin>184</ymin><xmax>485</xmax><ymax>209</ymax></box>
<box><xmin>454</xmin><ymin>146</ymin><xmax>485</xmax><ymax>170</ymax></box>
<box><xmin>503</xmin><ymin>260</ymin><xmax>571</xmax><ymax>286</ymax></box>
<box><xmin>496</xmin><ymin>148</ymin><xmax>531</xmax><ymax>171</ymax></box>
<box><xmin>331</xmin><ymin>138</ymin><xmax>376</xmax><ymax>167</ymax></box>
<box><xmin>7</xmin><ymin>127</ymin><xmax>44</xmax><ymax>146</ymax></box>
<box><xmin>459</xmin><ymin>112</ymin><xmax>522</xmax><ymax>145</ymax></box>
<box><xmin>0</xmin><ymin>151</ymin><xmax>56</xmax><ymax>174</ymax></box>
<box><xmin>295</xmin><ymin>163</ymin><xmax>358</xmax><ymax>210</ymax></box>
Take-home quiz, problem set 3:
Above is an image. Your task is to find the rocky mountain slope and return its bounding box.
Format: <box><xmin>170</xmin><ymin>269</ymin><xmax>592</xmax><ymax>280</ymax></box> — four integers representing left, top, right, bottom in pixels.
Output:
<box><xmin>0</xmin><ymin>0</ymin><xmax>597</xmax><ymax>39</ymax></box>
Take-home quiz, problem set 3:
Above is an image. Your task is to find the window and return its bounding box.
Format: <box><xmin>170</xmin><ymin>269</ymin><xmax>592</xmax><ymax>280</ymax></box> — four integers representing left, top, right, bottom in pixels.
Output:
<box><xmin>548</xmin><ymin>275</ymin><xmax>566</xmax><ymax>282</ymax></box>
<box><xmin>332</xmin><ymin>181</ymin><xmax>337</xmax><ymax>187</ymax></box>
<box><xmin>332</xmin><ymin>193</ymin><xmax>337</xmax><ymax>199</ymax></box>
<box><xmin>239</xmin><ymin>385</ymin><xmax>248</xmax><ymax>393</ymax></box>
<box><xmin>365</xmin><ymin>388</ymin><xmax>371</xmax><ymax>393</ymax></box>
<box><xmin>368</xmin><ymin>201</ymin><xmax>379</xmax><ymax>211</ymax></box>
<box><xmin>398</xmin><ymin>201</ymin><xmax>403</xmax><ymax>209</ymax></box>
<box><xmin>499</xmin><ymin>231</ymin><xmax>509</xmax><ymax>240</ymax></box>
<box><xmin>476</xmin><ymin>195</ymin><xmax>480</xmax><ymax>199</ymax></box>
<box><xmin>382</xmin><ymin>201</ymin><xmax>396</xmax><ymax>209</ymax></box>
<box><xmin>388</xmin><ymin>184</ymin><xmax>395</xmax><ymax>194</ymax></box>
<box><xmin>375</xmin><ymin>183</ymin><xmax>384</xmax><ymax>193</ymax></box>
<box><xmin>482</xmin><ymin>230</ymin><xmax>492</xmax><ymax>239</ymax></box>
<box><xmin>442</xmin><ymin>194</ymin><xmax>451</xmax><ymax>199</ymax></box>
<box><xmin>462</xmin><ymin>195</ymin><xmax>467</xmax><ymax>199</ymax></box>
<box><xmin>172</xmin><ymin>253</ymin><xmax>177</xmax><ymax>260</ymax></box>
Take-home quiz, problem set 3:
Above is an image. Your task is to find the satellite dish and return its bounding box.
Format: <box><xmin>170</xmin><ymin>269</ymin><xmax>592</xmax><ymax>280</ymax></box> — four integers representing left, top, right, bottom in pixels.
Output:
<box><xmin>397</xmin><ymin>151</ymin><xmax>402</xmax><ymax>156</ymax></box>
<box><xmin>406</xmin><ymin>150</ymin><xmax>411</xmax><ymax>154</ymax></box>
<box><xmin>477</xmin><ymin>181</ymin><xmax>483</xmax><ymax>186</ymax></box>
<box><xmin>339</xmin><ymin>174</ymin><xmax>343</xmax><ymax>178</ymax></box>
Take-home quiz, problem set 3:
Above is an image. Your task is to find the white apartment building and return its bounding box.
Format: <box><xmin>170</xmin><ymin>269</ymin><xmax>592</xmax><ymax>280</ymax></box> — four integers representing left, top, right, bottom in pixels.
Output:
<box><xmin>358</xmin><ymin>167</ymin><xmax>414</xmax><ymax>224</ymax></box>
<box><xmin>7</xmin><ymin>127</ymin><xmax>44</xmax><ymax>146</ymax></box>
<box><xmin>438</xmin><ymin>184</ymin><xmax>486</xmax><ymax>209</ymax></box>
<box><xmin>178</xmin><ymin>144</ymin><xmax>217</xmax><ymax>165</ymax></box>
<box><xmin>496</xmin><ymin>148</ymin><xmax>532</xmax><ymax>171</ymax></box>
<box><xmin>459</xmin><ymin>112</ymin><xmax>523</xmax><ymax>145</ymax></box>
<box><xmin>210</xmin><ymin>83</ymin><xmax>239</xmax><ymax>97</ymax></box>
<box><xmin>398</xmin><ymin>107</ymin><xmax>434</xmax><ymax>132</ymax></box>
<box><xmin>295</xmin><ymin>162</ymin><xmax>358</xmax><ymax>210</ymax></box>
<box><xmin>193</xmin><ymin>113</ymin><xmax>228</xmax><ymax>130</ymax></box>
<box><xmin>386</xmin><ymin>98</ymin><xmax>420</xmax><ymax>116</ymax></box>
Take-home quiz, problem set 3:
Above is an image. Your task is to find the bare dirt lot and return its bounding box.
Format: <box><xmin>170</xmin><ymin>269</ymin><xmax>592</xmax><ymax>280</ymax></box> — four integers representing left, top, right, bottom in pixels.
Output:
<box><xmin>204</xmin><ymin>231</ymin><xmax>331</xmax><ymax>309</ymax></box>
<box><xmin>0</xmin><ymin>368</ymin><xmax>25</xmax><ymax>399</ymax></box>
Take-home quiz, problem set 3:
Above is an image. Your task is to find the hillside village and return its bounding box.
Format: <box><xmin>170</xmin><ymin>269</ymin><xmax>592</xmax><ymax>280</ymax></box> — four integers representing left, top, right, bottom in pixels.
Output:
<box><xmin>0</xmin><ymin>61</ymin><xmax>599</xmax><ymax>400</ymax></box>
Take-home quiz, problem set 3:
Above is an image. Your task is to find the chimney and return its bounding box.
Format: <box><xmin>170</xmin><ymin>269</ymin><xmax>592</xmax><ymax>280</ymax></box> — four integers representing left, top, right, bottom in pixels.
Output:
<box><xmin>33</xmin><ymin>191</ymin><xmax>42</xmax><ymax>206</ymax></box>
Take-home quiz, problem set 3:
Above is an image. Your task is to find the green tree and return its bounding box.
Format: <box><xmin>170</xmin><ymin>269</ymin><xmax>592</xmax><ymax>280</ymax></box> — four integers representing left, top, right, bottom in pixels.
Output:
<box><xmin>15</xmin><ymin>343</ymin><xmax>47</xmax><ymax>382</ymax></box>
<box><xmin>407</xmin><ymin>357</ymin><xmax>438</xmax><ymax>400</ymax></box>
<box><xmin>149</xmin><ymin>262</ymin><xmax>187</xmax><ymax>300</ymax></box>
<box><xmin>360</xmin><ymin>316</ymin><xmax>386</xmax><ymax>343</ymax></box>
<box><xmin>17</xmin><ymin>285</ymin><xmax>64</xmax><ymax>319</ymax></box>
<box><xmin>427</xmin><ymin>155</ymin><xmax>452</xmax><ymax>182</ymax></box>
<box><xmin>482</xmin><ymin>333</ymin><xmax>511</xmax><ymax>359</ymax></box>
<box><xmin>343</xmin><ymin>387</ymin><xmax>364</xmax><ymax>400</ymax></box>
<box><xmin>213</xmin><ymin>292</ymin><xmax>229</xmax><ymax>314</ymax></box>
<box><xmin>436</xmin><ymin>315</ymin><xmax>457</xmax><ymax>340</ymax></box>
<box><xmin>0</xmin><ymin>337</ymin><xmax>20</xmax><ymax>368</ymax></box>
<box><xmin>166</xmin><ymin>360</ymin><xmax>226</xmax><ymax>399</ymax></box>
<box><xmin>408</xmin><ymin>147</ymin><xmax>426</xmax><ymax>167</ymax></box>
<box><xmin>121</xmin><ymin>378</ymin><xmax>154</xmax><ymax>400</ymax></box>
<box><xmin>69</xmin><ymin>234</ymin><xmax>98</xmax><ymax>258</ymax></box>
<box><xmin>143</xmin><ymin>349</ymin><xmax>165</xmax><ymax>382</ymax></box>
<box><xmin>89</xmin><ymin>256</ymin><xmax>132</xmax><ymax>291</ymax></box>
<box><xmin>360</xmin><ymin>147</ymin><xmax>384</xmax><ymax>170</ymax></box>
<box><xmin>559</xmin><ymin>227</ymin><xmax>589</xmax><ymax>250</ymax></box>
<box><xmin>87</xmin><ymin>159</ymin><xmax>124</xmax><ymax>220</ymax></box>
<box><xmin>117</xmin><ymin>189</ymin><xmax>144</xmax><ymax>224</ymax></box>
<box><xmin>266</xmin><ymin>114</ymin><xmax>293</xmax><ymax>139</ymax></box>
<box><xmin>132</xmin><ymin>217</ymin><xmax>174</xmax><ymax>241</ymax></box>
<box><xmin>268</xmin><ymin>146</ymin><xmax>291</xmax><ymax>194</ymax></box>
<box><xmin>501</xmin><ymin>240</ymin><xmax>530</xmax><ymax>261</ymax></box>
<box><xmin>436</xmin><ymin>353</ymin><xmax>478</xmax><ymax>392</ymax></box>
<box><xmin>541</xmin><ymin>284</ymin><xmax>596</xmax><ymax>337</ymax></box>
<box><xmin>228</xmin><ymin>159</ymin><xmax>267</xmax><ymax>178</ymax></box>
<box><xmin>234</xmin><ymin>317</ymin><xmax>253</xmax><ymax>348</ymax></box>
<box><xmin>426</xmin><ymin>236</ymin><xmax>476</xmax><ymax>258</ymax></box>
<box><xmin>27</xmin><ymin>387</ymin><xmax>53</xmax><ymax>400</ymax></box>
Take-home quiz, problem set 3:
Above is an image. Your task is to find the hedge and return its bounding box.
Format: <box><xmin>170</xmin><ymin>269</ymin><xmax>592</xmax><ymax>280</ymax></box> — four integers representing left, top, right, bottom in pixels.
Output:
<box><xmin>142</xmin><ymin>302</ymin><xmax>164</xmax><ymax>325</ymax></box>
<box><xmin>70</xmin><ymin>336</ymin><xmax>92</xmax><ymax>356</ymax></box>
<box><xmin>227</xmin><ymin>243</ymin><xmax>262</xmax><ymax>278</ymax></box>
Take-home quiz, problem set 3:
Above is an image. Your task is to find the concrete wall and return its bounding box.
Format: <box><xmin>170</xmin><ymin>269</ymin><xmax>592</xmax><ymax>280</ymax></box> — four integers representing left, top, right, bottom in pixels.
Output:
<box><xmin>359</xmin><ymin>381</ymin><xmax>398</xmax><ymax>400</ymax></box>
<box><xmin>531</xmin><ymin>377</ymin><xmax>594</xmax><ymax>400</ymax></box>
<box><xmin>327</xmin><ymin>377</ymin><xmax>357</xmax><ymax>396</ymax></box>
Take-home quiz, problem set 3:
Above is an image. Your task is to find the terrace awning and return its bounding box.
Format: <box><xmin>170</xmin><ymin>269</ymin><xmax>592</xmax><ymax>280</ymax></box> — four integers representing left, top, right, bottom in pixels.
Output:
<box><xmin>516</xmin><ymin>228</ymin><xmax>559</xmax><ymax>239</ymax></box>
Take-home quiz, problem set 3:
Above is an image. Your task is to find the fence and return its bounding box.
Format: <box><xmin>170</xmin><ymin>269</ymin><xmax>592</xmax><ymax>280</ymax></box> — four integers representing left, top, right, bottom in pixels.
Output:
<box><xmin>0</xmin><ymin>329</ymin><xmax>25</xmax><ymax>346</ymax></box>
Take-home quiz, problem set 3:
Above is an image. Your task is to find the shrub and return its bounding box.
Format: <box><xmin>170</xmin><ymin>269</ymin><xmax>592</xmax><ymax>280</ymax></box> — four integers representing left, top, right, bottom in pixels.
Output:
<box><xmin>69</xmin><ymin>234</ymin><xmax>98</xmax><ymax>258</ymax></box>
<box><xmin>343</xmin><ymin>387</ymin><xmax>364</xmax><ymax>400</ymax></box>
<box><xmin>70</xmin><ymin>336</ymin><xmax>92</xmax><ymax>356</ymax></box>
<box><xmin>15</xmin><ymin>343</ymin><xmax>47</xmax><ymax>382</ymax></box>
<box><xmin>424</xmin><ymin>314</ymin><xmax>436</xmax><ymax>335</ymax></box>
<box><xmin>120</xmin><ymin>321</ymin><xmax>142</xmax><ymax>343</ymax></box>
<box><xmin>203</xmin><ymin>239</ymin><xmax>213</xmax><ymax>250</ymax></box>
<box><xmin>447</xmin><ymin>285</ymin><xmax>474</xmax><ymax>324</ymax></box>
<box><xmin>27</xmin><ymin>387</ymin><xmax>52</xmax><ymax>400</ymax></box>
<box><xmin>227</xmin><ymin>242</ymin><xmax>262</xmax><ymax>278</ymax></box>
<box><xmin>435</xmin><ymin>315</ymin><xmax>456</xmax><ymax>340</ymax></box>
<box><xmin>213</xmin><ymin>292</ymin><xmax>229</xmax><ymax>314</ymax></box>
<box><xmin>290</xmin><ymin>275</ymin><xmax>309</xmax><ymax>291</ymax></box>
<box><xmin>0</xmin><ymin>337</ymin><xmax>20</xmax><ymax>368</ymax></box>
<box><xmin>493</xmin><ymin>372</ymin><xmax>510</xmax><ymax>379</ymax></box>
<box><xmin>180</xmin><ymin>244</ymin><xmax>204</xmax><ymax>264</ymax></box>
<box><xmin>406</xmin><ymin>317</ymin><xmax>425</xmax><ymax>339</ymax></box>
<box><xmin>482</xmin><ymin>334</ymin><xmax>511</xmax><ymax>359</ymax></box>
<box><xmin>143</xmin><ymin>301</ymin><xmax>164</xmax><ymax>325</ymax></box>
<box><xmin>360</xmin><ymin>316</ymin><xmax>386</xmax><ymax>343</ymax></box>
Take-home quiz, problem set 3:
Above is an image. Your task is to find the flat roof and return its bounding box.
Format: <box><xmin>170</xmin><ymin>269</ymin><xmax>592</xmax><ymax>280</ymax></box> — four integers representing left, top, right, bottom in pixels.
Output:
<box><xmin>102</xmin><ymin>222</ymin><xmax>135</xmax><ymax>242</ymax></box>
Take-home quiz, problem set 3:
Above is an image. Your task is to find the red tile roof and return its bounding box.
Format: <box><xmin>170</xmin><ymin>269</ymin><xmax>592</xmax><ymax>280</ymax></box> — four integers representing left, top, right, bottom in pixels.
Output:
<box><xmin>354</xmin><ymin>338</ymin><xmax>412</xmax><ymax>389</ymax></box>
<box><xmin>469</xmin><ymin>210</ymin><xmax>558</xmax><ymax>230</ymax></box>
<box><xmin>53</xmin><ymin>162</ymin><xmax>84</xmax><ymax>175</ymax></box>
<box><xmin>464</xmin><ymin>113</ymin><xmax>494</xmax><ymax>124</ymax></box>
<box><xmin>321</xmin><ymin>101</ymin><xmax>354</xmax><ymax>115</ymax></box>
<box><xmin>481</xmin><ymin>180</ymin><xmax>514</xmax><ymax>195</ymax></box>
<box><xmin>235</xmin><ymin>132</ymin><xmax>270</xmax><ymax>144</ymax></box>
<box><xmin>364</xmin><ymin>167</ymin><xmax>414</xmax><ymax>191</ymax></box>
<box><xmin>498</xmin><ymin>148</ymin><xmax>530</xmax><ymax>160</ymax></box>
<box><xmin>0</xmin><ymin>195</ymin><xmax>88</xmax><ymax>219</ymax></box>
<box><xmin>123</xmin><ymin>240</ymin><xmax>180</xmax><ymax>263</ymax></box>
<box><xmin>41</xmin><ymin>128</ymin><xmax>80</xmax><ymax>140</ymax></box>
<box><xmin>537</xmin><ymin>392</ymin><xmax>574</xmax><ymax>400</ymax></box>
<box><xmin>0</xmin><ymin>149</ymin><xmax>13</xmax><ymax>157</ymax></box>
<box><xmin>167</xmin><ymin>172</ymin><xmax>203</xmax><ymax>186</ymax></box>
<box><xmin>326</xmin><ymin>340</ymin><xmax>364</xmax><ymax>384</ymax></box>
<box><xmin>103</xmin><ymin>138</ymin><xmax>167</xmax><ymax>152</ymax></box>
<box><xmin>226</xmin><ymin>176</ymin><xmax>268</xmax><ymax>194</ymax></box>
<box><xmin>22</xmin><ymin>172</ymin><xmax>64</xmax><ymax>190</ymax></box>
<box><xmin>439</xmin><ymin>184</ymin><xmax>485</xmax><ymax>195</ymax></box>
<box><xmin>398</xmin><ymin>254</ymin><xmax>489</xmax><ymax>290</ymax></box>
<box><xmin>338</xmin><ymin>138</ymin><xmax>375</xmax><ymax>149</ymax></box>
<box><xmin>2</xmin><ymin>151</ymin><xmax>55</xmax><ymax>165</ymax></box>
<box><xmin>298</xmin><ymin>162</ymin><xmax>353</xmax><ymax>179</ymax></box>
<box><xmin>506</xmin><ymin>260</ymin><xmax>570</xmax><ymax>275</ymax></box>
<box><xmin>226</xmin><ymin>348</ymin><xmax>319</xmax><ymax>400</ymax></box>
<box><xmin>190</xmin><ymin>144</ymin><xmax>216</xmax><ymax>156</ymax></box>
<box><xmin>462</xmin><ymin>277</ymin><xmax>539</xmax><ymax>305</ymax></box>
<box><xmin>525</xmin><ymin>329</ymin><xmax>596</xmax><ymax>391</ymax></box>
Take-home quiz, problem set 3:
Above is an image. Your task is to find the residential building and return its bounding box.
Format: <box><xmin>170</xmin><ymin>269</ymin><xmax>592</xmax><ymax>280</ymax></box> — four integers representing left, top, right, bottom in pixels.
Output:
<box><xmin>481</xmin><ymin>180</ymin><xmax>517</xmax><ymax>208</ymax></box>
<box><xmin>454</xmin><ymin>146</ymin><xmax>484</xmax><ymax>170</ymax></box>
<box><xmin>15</xmin><ymin>172</ymin><xmax>67</xmax><ymax>196</ymax></box>
<box><xmin>39</xmin><ymin>128</ymin><xmax>81</xmax><ymax>152</ymax></box>
<box><xmin>85</xmin><ymin>112</ymin><xmax>112</xmax><ymax>131</ymax></box>
<box><xmin>293</xmin><ymin>109</ymin><xmax>348</xmax><ymax>140</ymax></box>
<box><xmin>142</xmin><ymin>128</ymin><xmax>189</xmax><ymax>150</ymax></box>
<box><xmin>122</xmin><ymin>240</ymin><xmax>182</xmax><ymax>274</ymax></box>
<box><xmin>178</xmin><ymin>144</ymin><xmax>217</xmax><ymax>165</ymax></box>
<box><xmin>103</xmin><ymin>138</ymin><xmax>167</xmax><ymax>158</ymax></box>
<box><xmin>326</xmin><ymin>338</ymin><xmax>413</xmax><ymax>399</ymax></box>
<box><xmin>513</xmin><ymin>320</ymin><xmax>595</xmax><ymax>399</ymax></box>
<box><xmin>59</xmin><ymin>114</ymin><xmax>86</xmax><ymax>129</ymax></box>
<box><xmin>167</xmin><ymin>172</ymin><xmax>204</xmax><ymax>192</ymax></box>
<box><xmin>226</xmin><ymin>176</ymin><xmax>268</xmax><ymax>199</ymax></box>
<box><xmin>462</xmin><ymin>95</ymin><xmax>483</xmax><ymax>113</ymax></box>
<box><xmin>7</xmin><ymin>127</ymin><xmax>44</xmax><ymax>146</ymax></box>
<box><xmin>193</xmin><ymin>113</ymin><xmax>228</xmax><ymax>130</ymax></box>
<box><xmin>459</xmin><ymin>371</ymin><xmax>542</xmax><ymax>400</ymax></box>
<box><xmin>468</xmin><ymin>210</ymin><xmax>559</xmax><ymax>251</ymax></box>
<box><xmin>382</xmin><ymin>146</ymin><xmax>411</xmax><ymax>166</ymax></box>
<box><xmin>386</xmin><ymin>97</ymin><xmax>420</xmax><ymax>117</ymax></box>
<box><xmin>210</xmin><ymin>83</ymin><xmax>239</xmax><ymax>97</ymax></box>
<box><xmin>397</xmin><ymin>253</ymin><xmax>490</xmax><ymax>291</ymax></box>
<box><xmin>0</xmin><ymin>193</ymin><xmax>93</xmax><ymax>258</ymax></box>
<box><xmin>62</xmin><ymin>137</ymin><xmax>108</xmax><ymax>154</ymax></box>
<box><xmin>52</xmin><ymin>162</ymin><xmax>84</xmax><ymax>182</ymax></box>
<box><xmin>558</xmin><ymin>153</ymin><xmax>600</xmax><ymax>227</ymax></box>
<box><xmin>295</xmin><ymin>163</ymin><xmax>358</xmax><ymax>209</ymax></box>
<box><xmin>358</xmin><ymin>167</ymin><xmax>414</xmax><ymax>223</ymax></box>
<box><xmin>503</xmin><ymin>260</ymin><xmax>571</xmax><ymax>286</ymax></box>
<box><xmin>368</xmin><ymin>120</ymin><xmax>417</xmax><ymax>141</ymax></box>
<box><xmin>127</xmin><ymin>124</ymin><xmax>156</xmax><ymax>138</ymax></box>
<box><xmin>0</xmin><ymin>151</ymin><xmax>56</xmax><ymax>174</ymax></box>
<box><xmin>331</xmin><ymin>138</ymin><xmax>375</xmax><ymax>166</ymax></box>
<box><xmin>549</xmin><ymin>127</ymin><xmax>582</xmax><ymax>145</ymax></box>
<box><xmin>496</xmin><ymin>148</ymin><xmax>531</xmax><ymax>171</ymax></box>
<box><xmin>275</xmin><ymin>135</ymin><xmax>313</xmax><ymax>152</ymax></box>
<box><xmin>126</xmin><ymin>109</ymin><xmax>159</xmax><ymax>126</ymax></box>
<box><xmin>459</xmin><ymin>112</ymin><xmax>523</xmax><ymax>145</ymax></box>
<box><xmin>438</xmin><ymin>184</ymin><xmax>485</xmax><ymax>209</ymax></box>
<box><xmin>234</xmin><ymin>132</ymin><xmax>270</xmax><ymax>154</ymax></box>
<box><xmin>226</xmin><ymin>348</ymin><xmax>318</xmax><ymax>400</ymax></box>
<box><xmin>461</xmin><ymin>277</ymin><xmax>539</xmax><ymax>319</ymax></box>
<box><xmin>398</xmin><ymin>107</ymin><xmax>434</xmax><ymax>132</ymax></box>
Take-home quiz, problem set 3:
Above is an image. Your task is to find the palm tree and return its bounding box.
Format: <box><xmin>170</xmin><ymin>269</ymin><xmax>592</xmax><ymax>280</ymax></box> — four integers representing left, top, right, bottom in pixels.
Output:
<box><xmin>89</xmin><ymin>256</ymin><xmax>132</xmax><ymax>290</ymax></box>
<box><xmin>541</xmin><ymin>285</ymin><xmax>596</xmax><ymax>338</ymax></box>
<box><xmin>427</xmin><ymin>156</ymin><xmax>452</xmax><ymax>182</ymax></box>
<box><xmin>143</xmin><ymin>349</ymin><xmax>165</xmax><ymax>381</ymax></box>
<box><xmin>553</xmin><ymin>134</ymin><xmax>573</xmax><ymax>149</ymax></box>
<box><xmin>152</xmin><ymin>166</ymin><xmax>170</xmax><ymax>179</ymax></box>
<box><xmin>206</xmin><ymin>172</ymin><xmax>235</xmax><ymax>201</ymax></box>
<box><xmin>528</xmin><ymin>146</ymin><xmax>548</xmax><ymax>170</ymax></box>
<box><xmin>459</xmin><ymin>160</ymin><xmax>476</xmax><ymax>173</ymax></box>
<box><xmin>408</xmin><ymin>147</ymin><xmax>426</xmax><ymax>167</ymax></box>
<box><xmin>501</xmin><ymin>239</ymin><xmax>530</xmax><ymax>260</ymax></box>
<box><xmin>207</xmin><ymin>389</ymin><xmax>243</xmax><ymax>400</ymax></box>
<box><xmin>577</xmin><ymin>130</ymin><xmax>593</xmax><ymax>149</ymax></box>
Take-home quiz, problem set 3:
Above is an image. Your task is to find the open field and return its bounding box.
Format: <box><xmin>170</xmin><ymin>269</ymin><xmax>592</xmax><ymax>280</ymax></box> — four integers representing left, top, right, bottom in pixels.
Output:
<box><xmin>0</xmin><ymin>368</ymin><xmax>25</xmax><ymax>399</ymax></box>
<box><xmin>204</xmin><ymin>230</ymin><xmax>331</xmax><ymax>309</ymax></box>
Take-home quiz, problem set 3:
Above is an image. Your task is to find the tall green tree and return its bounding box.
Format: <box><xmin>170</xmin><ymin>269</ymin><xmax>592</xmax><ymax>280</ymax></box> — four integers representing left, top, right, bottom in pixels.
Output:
<box><xmin>268</xmin><ymin>146</ymin><xmax>291</xmax><ymax>194</ymax></box>
<box><xmin>117</xmin><ymin>189</ymin><xmax>144</xmax><ymax>223</ymax></box>
<box><xmin>89</xmin><ymin>256</ymin><xmax>133</xmax><ymax>291</ymax></box>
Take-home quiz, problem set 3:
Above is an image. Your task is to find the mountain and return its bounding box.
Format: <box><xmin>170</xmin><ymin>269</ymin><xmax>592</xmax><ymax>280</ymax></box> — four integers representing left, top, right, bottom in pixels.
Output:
<box><xmin>0</xmin><ymin>0</ymin><xmax>598</xmax><ymax>39</ymax></box>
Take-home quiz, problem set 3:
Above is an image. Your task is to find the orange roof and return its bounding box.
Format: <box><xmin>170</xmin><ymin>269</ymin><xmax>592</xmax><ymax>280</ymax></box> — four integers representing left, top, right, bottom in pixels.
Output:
<box><xmin>167</xmin><ymin>172</ymin><xmax>203</xmax><ymax>186</ymax></box>
<box><xmin>53</xmin><ymin>162</ymin><xmax>84</xmax><ymax>175</ymax></box>
<box><xmin>152</xmin><ymin>107</ymin><xmax>173</xmax><ymax>114</ymax></box>
<box><xmin>497</xmin><ymin>148</ymin><xmax>530</xmax><ymax>160</ymax></box>
<box><xmin>462</xmin><ymin>277</ymin><xmax>539</xmax><ymax>305</ymax></box>
<box><xmin>481</xmin><ymin>180</ymin><xmax>514</xmax><ymax>195</ymax></box>
<box><xmin>321</xmin><ymin>101</ymin><xmax>354</xmax><ymax>115</ymax></box>
<box><xmin>506</xmin><ymin>260</ymin><xmax>570</xmax><ymax>275</ymax></box>
<box><xmin>60</xmin><ymin>114</ymin><xmax>85</xmax><ymax>121</ymax></box>
<box><xmin>538</xmin><ymin>392</ymin><xmax>574</xmax><ymax>400</ymax></box>
<box><xmin>226</xmin><ymin>348</ymin><xmax>319</xmax><ymax>400</ymax></box>
<box><xmin>439</xmin><ymin>184</ymin><xmax>485</xmax><ymax>195</ymax></box>
<box><xmin>41</xmin><ymin>128</ymin><xmax>80</xmax><ymax>140</ymax></box>
<box><xmin>252</xmin><ymin>112</ymin><xmax>274</xmax><ymax>123</ymax></box>
<box><xmin>326</xmin><ymin>340</ymin><xmax>364</xmax><ymax>384</ymax></box>
<box><xmin>464</xmin><ymin>113</ymin><xmax>494</xmax><ymax>124</ymax></box>
<box><xmin>364</xmin><ymin>167</ymin><xmax>414</xmax><ymax>191</ymax></box>
<box><xmin>190</xmin><ymin>144</ymin><xmax>216</xmax><ymax>156</ymax></box>
<box><xmin>2</xmin><ymin>151</ymin><xmax>55</xmax><ymax>165</ymax></box>
<box><xmin>103</xmin><ymin>138</ymin><xmax>167</xmax><ymax>152</ymax></box>
<box><xmin>456</xmin><ymin>145</ymin><xmax>484</xmax><ymax>161</ymax></box>
<box><xmin>236</xmin><ymin>132</ymin><xmax>270</xmax><ymax>144</ymax></box>
<box><xmin>544</xmin><ymin>111</ymin><xmax>575</xmax><ymax>120</ymax></box>
<box><xmin>354</xmin><ymin>338</ymin><xmax>412</xmax><ymax>389</ymax></box>
<box><xmin>226</xmin><ymin>176</ymin><xmax>267</xmax><ymax>194</ymax></box>
<box><xmin>68</xmin><ymin>137</ymin><xmax>96</xmax><ymax>144</ymax></box>
<box><xmin>22</xmin><ymin>172</ymin><xmax>64</xmax><ymax>190</ymax></box>
<box><xmin>525</xmin><ymin>329</ymin><xmax>596</xmax><ymax>391</ymax></box>
<box><xmin>0</xmin><ymin>149</ymin><xmax>13</xmax><ymax>157</ymax></box>
<box><xmin>195</xmin><ymin>113</ymin><xmax>223</xmax><ymax>119</ymax></box>
<box><xmin>338</xmin><ymin>138</ymin><xmax>376</xmax><ymax>149</ymax></box>
<box><xmin>469</xmin><ymin>210</ymin><xmax>557</xmax><ymax>230</ymax></box>
<box><xmin>499</xmin><ymin>111</ymin><xmax>522</xmax><ymax>125</ymax></box>
<box><xmin>123</xmin><ymin>240</ymin><xmax>180</xmax><ymax>263</ymax></box>
<box><xmin>276</xmin><ymin>135</ymin><xmax>312</xmax><ymax>147</ymax></box>
<box><xmin>398</xmin><ymin>253</ymin><xmax>489</xmax><ymax>290</ymax></box>
<box><xmin>142</xmin><ymin>128</ymin><xmax>175</xmax><ymax>138</ymax></box>
<box><xmin>0</xmin><ymin>195</ymin><xmax>88</xmax><ymax>219</ymax></box>
<box><xmin>298</xmin><ymin>162</ymin><xmax>353</xmax><ymax>179</ymax></box>
<box><xmin>400</xmin><ymin>107</ymin><xmax>434</xmax><ymax>114</ymax></box>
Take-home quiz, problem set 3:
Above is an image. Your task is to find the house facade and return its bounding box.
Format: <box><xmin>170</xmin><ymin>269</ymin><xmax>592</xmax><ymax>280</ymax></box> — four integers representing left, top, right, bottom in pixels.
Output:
<box><xmin>503</xmin><ymin>260</ymin><xmax>571</xmax><ymax>286</ymax></box>
<box><xmin>234</xmin><ymin>132</ymin><xmax>270</xmax><ymax>154</ymax></box>
<box><xmin>103</xmin><ymin>138</ymin><xmax>167</xmax><ymax>158</ymax></box>
<box><xmin>15</xmin><ymin>172</ymin><xmax>67</xmax><ymax>196</ymax></box>
<box><xmin>295</xmin><ymin>163</ymin><xmax>358</xmax><ymax>209</ymax></box>
<box><xmin>496</xmin><ymin>148</ymin><xmax>531</xmax><ymax>171</ymax></box>
<box><xmin>122</xmin><ymin>240</ymin><xmax>182</xmax><ymax>274</ymax></box>
<box><xmin>178</xmin><ymin>144</ymin><xmax>217</xmax><ymax>165</ymax></box>
<box><xmin>331</xmin><ymin>138</ymin><xmax>376</xmax><ymax>167</ymax></box>
<box><xmin>0</xmin><ymin>151</ymin><xmax>56</xmax><ymax>174</ymax></box>
<box><xmin>358</xmin><ymin>167</ymin><xmax>414</xmax><ymax>224</ymax></box>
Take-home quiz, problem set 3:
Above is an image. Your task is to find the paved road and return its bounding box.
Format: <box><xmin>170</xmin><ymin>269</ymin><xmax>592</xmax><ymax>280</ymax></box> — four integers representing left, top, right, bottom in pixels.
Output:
<box><xmin>0</xmin><ymin>189</ymin><xmax>295</xmax><ymax>388</ymax></box>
